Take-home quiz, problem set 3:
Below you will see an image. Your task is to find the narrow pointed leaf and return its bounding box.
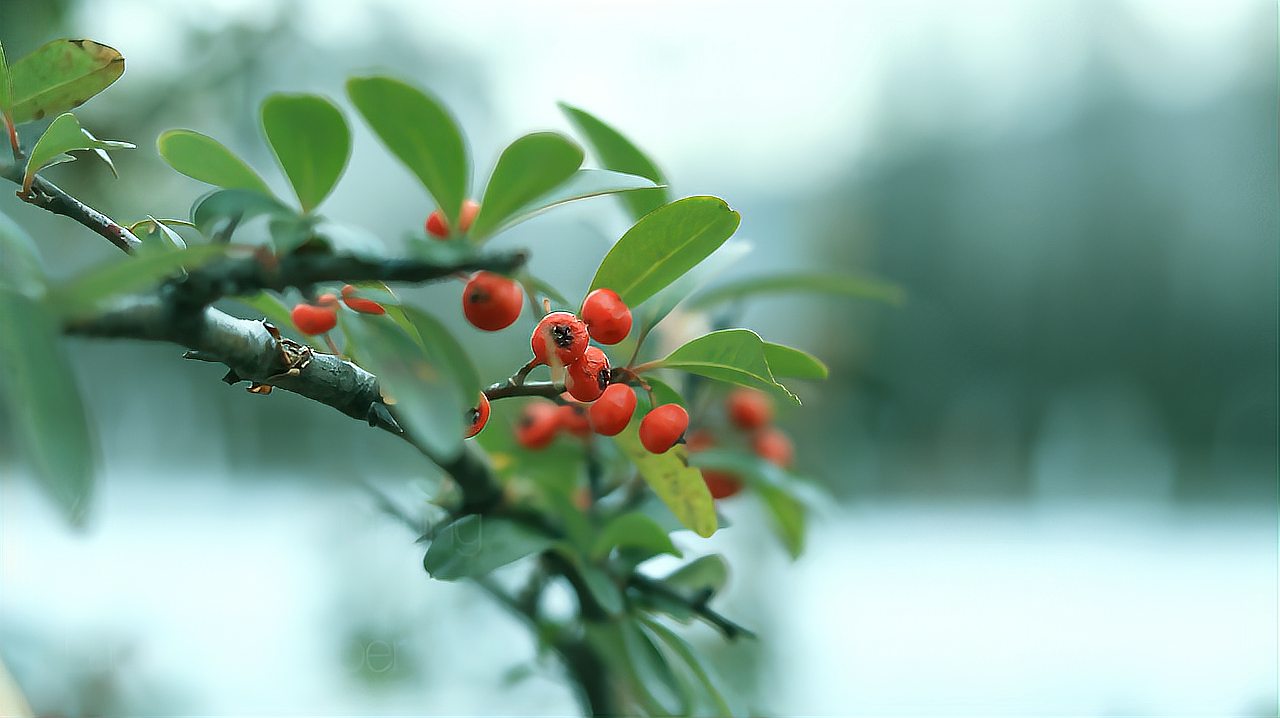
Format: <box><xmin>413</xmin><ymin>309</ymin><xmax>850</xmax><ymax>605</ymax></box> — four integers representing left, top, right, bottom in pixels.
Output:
<box><xmin>24</xmin><ymin>113</ymin><xmax>134</xmax><ymax>188</ymax></box>
<box><xmin>642</xmin><ymin>618</ymin><xmax>736</xmax><ymax>718</ymax></box>
<box><xmin>157</xmin><ymin>129</ymin><xmax>272</xmax><ymax>195</ymax></box>
<box><xmin>613</xmin><ymin>421</ymin><xmax>717</xmax><ymax>537</ymax></box>
<box><xmin>0</xmin><ymin>288</ymin><xmax>95</xmax><ymax>526</ymax></box>
<box><xmin>763</xmin><ymin>342</ymin><xmax>828</xmax><ymax>380</ymax></box>
<box><xmin>662</xmin><ymin>554</ymin><xmax>730</xmax><ymax>597</ymax></box>
<box><xmin>346</xmin><ymin>76</ymin><xmax>468</xmax><ymax>226</ymax></box>
<box><xmin>560</xmin><ymin>103</ymin><xmax>670</xmax><ymax>219</ymax></box>
<box><xmin>591</xmin><ymin>512</ymin><xmax>681</xmax><ymax>560</ymax></box>
<box><xmin>261</xmin><ymin>93</ymin><xmax>350</xmax><ymax>212</ymax></box>
<box><xmin>483</xmin><ymin>169</ymin><xmax>659</xmax><ymax>239</ymax></box>
<box><xmin>0</xmin><ymin>42</ymin><xmax>13</xmax><ymax>116</ymax></box>
<box><xmin>469</xmin><ymin>132</ymin><xmax>583</xmax><ymax>240</ymax></box>
<box><xmin>424</xmin><ymin>515</ymin><xmax>554</xmax><ymax>580</ymax></box>
<box><xmin>690</xmin><ymin>271</ymin><xmax>906</xmax><ymax>309</ymax></box>
<box><xmin>654</xmin><ymin>328</ymin><xmax>798</xmax><ymax>404</ymax></box>
<box><xmin>50</xmin><ymin>244</ymin><xmax>227</xmax><ymax>318</ymax></box>
<box><xmin>8</xmin><ymin>39</ymin><xmax>124</xmax><ymax>124</ymax></box>
<box><xmin>589</xmin><ymin>196</ymin><xmax>740</xmax><ymax>307</ymax></box>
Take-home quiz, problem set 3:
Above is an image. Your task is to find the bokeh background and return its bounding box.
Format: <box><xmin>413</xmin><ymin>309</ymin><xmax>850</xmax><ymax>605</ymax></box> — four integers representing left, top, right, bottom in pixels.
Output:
<box><xmin>1</xmin><ymin>0</ymin><xmax>1276</xmax><ymax>715</ymax></box>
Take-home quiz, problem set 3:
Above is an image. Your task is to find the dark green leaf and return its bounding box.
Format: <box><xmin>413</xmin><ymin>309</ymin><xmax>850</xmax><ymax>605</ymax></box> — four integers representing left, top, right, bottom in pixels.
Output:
<box><xmin>423</xmin><ymin>515</ymin><xmax>554</xmax><ymax>580</ymax></box>
<box><xmin>469</xmin><ymin>132</ymin><xmax>583</xmax><ymax>240</ymax></box>
<box><xmin>346</xmin><ymin>75</ymin><xmax>468</xmax><ymax>226</ymax></box>
<box><xmin>589</xmin><ymin>196</ymin><xmax>740</xmax><ymax>307</ymax></box>
<box><xmin>0</xmin><ymin>42</ymin><xmax>12</xmax><ymax>117</ymax></box>
<box><xmin>49</xmin><ymin>244</ymin><xmax>227</xmax><ymax>319</ymax></box>
<box><xmin>653</xmin><ymin>328</ymin><xmax>797</xmax><ymax>404</ymax></box>
<box><xmin>564</xmin><ymin>552</ymin><xmax>624</xmax><ymax>616</ymax></box>
<box><xmin>591</xmin><ymin>512</ymin><xmax>681</xmax><ymax>561</ymax></box>
<box><xmin>191</xmin><ymin>188</ymin><xmax>292</xmax><ymax>240</ymax></box>
<box><xmin>643</xmin><ymin>376</ymin><xmax>685</xmax><ymax>410</ymax></box>
<box><xmin>261</xmin><ymin>93</ymin><xmax>350</xmax><ymax>212</ymax></box>
<box><xmin>493</xmin><ymin>169</ymin><xmax>658</xmax><ymax>238</ymax></box>
<box><xmin>559</xmin><ymin>103</ymin><xmax>670</xmax><ymax>220</ymax></box>
<box><xmin>613</xmin><ymin>420</ymin><xmax>717</xmax><ymax>538</ymax></box>
<box><xmin>267</xmin><ymin>215</ymin><xmax>316</xmax><ymax>255</ymax></box>
<box><xmin>0</xmin><ymin>209</ymin><xmax>46</xmax><ymax>297</ymax></box>
<box><xmin>586</xmin><ymin>620</ymin><xmax>686</xmax><ymax>716</ymax></box>
<box><xmin>397</xmin><ymin>305</ymin><xmax>480</xmax><ymax>398</ymax></box>
<box><xmin>8</xmin><ymin>39</ymin><xmax>124</xmax><ymax>125</ymax></box>
<box><xmin>689</xmin><ymin>271</ymin><xmax>906</xmax><ymax>310</ymax></box>
<box><xmin>157</xmin><ymin>129</ymin><xmax>272</xmax><ymax>195</ymax></box>
<box><xmin>23</xmin><ymin>113</ymin><xmax>133</xmax><ymax>186</ymax></box>
<box><xmin>0</xmin><ymin>289</ymin><xmax>95</xmax><ymax>525</ymax></box>
<box><xmin>641</xmin><ymin>618</ymin><xmax>735</xmax><ymax>718</ymax></box>
<box><xmin>763</xmin><ymin>342</ymin><xmax>828</xmax><ymax>380</ymax></box>
<box><xmin>340</xmin><ymin>312</ymin><xmax>465</xmax><ymax>460</ymax></box>
<box><xmin>661</xmin><ymin>554</ymin><xmax>730</xmax><ymax>597</ymax></box>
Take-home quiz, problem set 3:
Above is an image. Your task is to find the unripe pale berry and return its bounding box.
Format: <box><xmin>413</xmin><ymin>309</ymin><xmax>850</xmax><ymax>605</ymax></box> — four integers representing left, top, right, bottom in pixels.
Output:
<box><xmin>557</xmin><ymin>404</ymin><xmax>592</xmax><ymax>438</ymax></box>
<box><xmin>530</xmin><ymin>311</ymin><xmax>590</xmax><ymax>366</ymax></box>
<box><xmin>588</xmin><ymin>384</ymin><xmax>637</xmax><ymax>436</ymax></box>
<box><xmin>752</xmin><ymin>427</ymin><xmax>794</xmax><ymax>468</ymax></box>
<box><xmin>726</xmin><ymin>388</ymin><xmax>773</xmax><ymax>430</ymax></box>
<box><xmin>516</xmin><ymin>402</ymin><xmax>561</xmax><ymax>450</ymax></box>
<box><xmin>565</xmin><ymin>346</ymin><xmax>611</xmax><ymax>402</ymax></box>
<box><xmin>462</xmin><ymin>272</ymin><xmax>523</xmax><ymax>331</ymax></box>
<box><xmin>459</xmin><ymin>199</ymin><xmax>480</xmax><ymax>232</ymax></box>
<box><xmin>291</xmin><ymin>300</ymin><xmax>338</xmax><ymax>335</ymax></box>
<box><xmin>580</xmin><ymin>288</ymin><xmax>632</xmax><ymax>345</ymax></box>
<box><xmin>340</xmin><ymin>284</ymin><xmax>386</xmax><ymax>315</ymax></box>
<box><xmin>466</xmin><ymin>393</ymin><xmax>491</xmax><ymax>438</ymax></box>
<box><xmin>639</xmin><ymin>403</ymin><xmax>689</xmax><ymax>454</ymax></box>
<box><xmin>426</xmin><ymin>199</ymin><xmax>481</xmax><ymax>239</ymax></box>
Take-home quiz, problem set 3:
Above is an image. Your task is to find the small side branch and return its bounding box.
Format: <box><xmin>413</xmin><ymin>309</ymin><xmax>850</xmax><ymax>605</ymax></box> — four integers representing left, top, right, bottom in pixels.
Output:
<box><xmin>627</xmin><ymin>574</ymin><xmax>756</xmax><ymax>641</ymax></box>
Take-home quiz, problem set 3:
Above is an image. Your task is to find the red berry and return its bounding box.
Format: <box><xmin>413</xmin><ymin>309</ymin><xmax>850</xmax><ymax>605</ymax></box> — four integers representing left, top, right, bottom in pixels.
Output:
<box><xmin>588</xmin><ymin>384</ymin><xmax>636</xmax><ymax>436</ymax></box>
<box><xmin>459</xmin><ymin>199</ymin><xmax>480</xmax><ymax>232</ymax></box>
<box><xmin>565</xmin><ymin>346</ymin><xmax>611</xmax><ymax>402</ymax></box>
<box><xmin>466</xmin><ymin>393</ymin><xmax>491</xmax><ymax>438</ymax></box>
<box><xmin>290</xmin><ymin>301</ymin><xmax>338</xmax><ymax>335</ymax></box>
<box><xmin>557</xmin><ymin>404</ymin><xmax>592</xmax><ymax>438</ymax></box>
<box><xmin>703</xmin><ymin>470</ymin><xmax>744</xmax><ymax>499</ymax></box>
<box><xmin>530</xmin><ymin>311</ymin><xmax>590</xmax><ymax>366</ymax></box>
<box><xmin>639</xmin><ymin>404</ymin><xmax>689</xmax><ymax>454</ymax></box>
<box><xmin>425</xmin><ymin>209</ymin><xmax>449</xmax><ymax>238</ymax></box>
<box><xmin>340</xmin><ymin>284</ymin><xmax>386</xmax><ymax>315</ymax></box>
<box><xmin>462</xmin><ymin>271</ymin><xmax>523</xmax><ymax>331</ymax></box>
<box><xmin>580</xmin><ymin>288</ymin><xmax>632</xmax><ymax>345</ymax></box>
<box><xmin>726</xmin><ymin>388</ymin><xmax>773</xmax><ymax>430</ymax></box>
<box><xmin>752</xmin><ymin>427</ymin><xmax>794</xmax><ymax>468</ymax></box>
<box><xmin>516</xmin><ymin>402</ymin><xmax>561</xmax><ymax>450</ymax></box>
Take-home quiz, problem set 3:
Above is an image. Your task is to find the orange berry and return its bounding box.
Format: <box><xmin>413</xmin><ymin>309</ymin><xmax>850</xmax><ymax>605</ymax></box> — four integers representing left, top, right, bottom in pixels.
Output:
<box><xmin>290</xmin><ymin>302</ymin><xmax>337</xmax><ymax>335</ymax></box>
<box><xmin>565</xmin><ymin>346</ymin><xmax>611</xmax><ymax>402</ymax></box>
<box><xmin>639</xmin><ymin>404</ymin><xmax>689</xmax><ymax>454</ymax></box>
<box><xmin>726</xmin><ymin>388</ymin><xmax>773</xmax><ymax>431</ymax></box>
<box><xmin>462</xmin><ymin>272</ymin><xmax>523</xmax><ymax>331</ymax></box>
<box><xmin>465</xmin><ymin>393</ymin><xmax>490</xmax><ymax>438</ymax></box>
<box><xmin>588</xmin><ymin>384</ymin><xmax>637</xmax><ymax>436</ymax></box>
<box><xmin>580</xmin><ymin>288</ymin><xmax>632</xmax><ymax>345</ymax></box>
<box><xmin>516</xmin><ymin>402</ymin><xmax>561</xmax><ymax>450</ymax></box>
<box><xmin>530</xmin><ymin>311</ymin><xmax>589</xmax><ymax>366</ymax></box>
<box><xmin>752</xmin><ymin>427</ymin><xmax>794</xmax><ymax>468</ymax></box>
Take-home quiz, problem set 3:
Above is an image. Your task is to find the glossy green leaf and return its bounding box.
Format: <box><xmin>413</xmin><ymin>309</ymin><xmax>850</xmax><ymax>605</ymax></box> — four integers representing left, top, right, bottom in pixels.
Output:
<box><xmin>340</xmin><ymin>312</ymin><xmax>465</xmax><ymax>460</ymax></box>
<box><xmin>8</xmin><ymin>39</ymin><xmax>123</xmax><ymax>124</ymax></box>
<box><xmin>589</xmin><ymin>196</ymin><xmax>740</xmax><ymax>307</ymax></box>
<box><xmin>613</xmin><ymin>421</ymin><xmax>717</xmax><ymax>538</ymax></box>
<box><xmin>642</xmin><ymin>376</ymin><xmax>686</xmax><ymax>410</ymax></box>
<box><xmin>469</xmin><ymin>132</ymin><xmax>583</xmax><ymax>240</ymax></box>
<box><xmin>591</xmin><ymin>512</ymin><xmax>680</xmax><ymax>561</ymax></box>
<box><xmin>634</xmin><ymin>240</ymin><xmax>751</xmax><ymax>337</ymax></box>
<box><xmin>346</xmin><ymin>75</ymin><xmax>468</xmax><ymax>226</ymax></box>
<box><xmin>397</xmin><ymin>305</ymin><xmax>480</xmax><ymax>398</ymax></box>
<box><xmin>261</xmin><ymin>93</ymin><xmax>350</xmax><ymax>212</ymax></box>
<box><xmin>654</xmin><ymin>328</ymin><xmax>797</xmax><ymax>404</ymax></box>
<box><xmin>267</xmin><ymin>215</ymin><xmax>317</xmax><ymax>255</ymax></box>
<box><xmin>0</xmin><ymin>209</ymin><xmax>46</xmax><ymax>297</ymax></box>
<box><xmin>763</xmin><ymin>342</ymin><xmax>828</xmax><ymax>380</ymax></box>
<box><xmin>559</xmin><ymin>103</ymin><xmax>670</xmax><ymax>220</ymax></box>
<box><xmin>689</xmin><ymin>271</ymin><xmax>906</xmax><ymax>310</ymax></box>
<box><xmin>662</xmin><ymin>554</ymin><xmax>730</xmax><ymax>597</ymax></box>
<box><xmin>191</xmin><ymin>188</ymin><xmax>292</xmax><ymax>240</ymax></box>
<box><xmin>135</xmin><ymin>215</ymin><xmax>187</xmax><ymax>252</ymax></box>
<box><xmin>0</xmin><ymin>289</ymin><xmax>95</xmax><ymax>525</ymax></box>
<box><xmin>23</xmin><ymin>113</ymin><xmax>133</xmax><ymax>188</ymax></box>
<box><xmin>50</xmin><ymin>244</ymin><xmax>226</xmax><ymax>319</ymax></box>
<box><xmin>482</xmin><ymin>169</ymin><xmax>659</xmax><ymax>239</ymax></box>
<box><xmin>641</xmin><ymin>618</ymin><xmax>735</xmax><ymax>718</ymax></box>
<box><xmin>423</xmin><ymin>515</ymin><xmax>554</xmax><ymax>580</ymax></box>
<box><xmin>157</xmin><ymin>129</ymin><xmax>272</xmax><ymax>195</ymax></box>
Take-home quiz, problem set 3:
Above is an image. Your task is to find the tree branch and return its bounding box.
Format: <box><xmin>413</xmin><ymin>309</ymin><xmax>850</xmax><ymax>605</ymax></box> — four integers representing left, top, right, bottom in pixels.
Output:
<box><xmin>627</xmin><ymin>574</ymin><xmax>756</xmax><ymax>641</ymax></box>
<box><xmin>1</xmin><ymin>164</ymin><xmax>141</xmax><ymax>254</ymax></box>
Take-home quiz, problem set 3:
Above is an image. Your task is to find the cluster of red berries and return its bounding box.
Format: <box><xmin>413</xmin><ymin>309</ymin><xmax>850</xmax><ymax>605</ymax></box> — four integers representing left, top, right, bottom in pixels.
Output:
<box><xmin>688</xmin><ymin>389</ymin><xmax>794</xmax><ymax>499</ymax></box>
<box><xmin>290</xmin><ymin>284</ymin><xmax>387</xmax><ymax>336</ymax></box>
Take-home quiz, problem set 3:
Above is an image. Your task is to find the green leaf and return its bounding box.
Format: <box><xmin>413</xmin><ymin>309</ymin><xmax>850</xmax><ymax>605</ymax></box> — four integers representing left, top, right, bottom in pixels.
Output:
<box><xmin>763</xmin><ymin>342</ymin><xmax>828</xmax><ymax>380</ymax></box>
<box><xmin>346</xmin><ymin>75</ymin><xmax>468</xmax><ymax>226</ymax></box>
<box><xmin>589</xmin><ymin>196</ymin><xmax>740</xmax><ymax>307</ymax></box>
<box><xmin>758</xmin><ymin>483</ymin><xmax>806</xmax><ymax>558</ymax></box>
<box><xmin>0</xmin><ymin>42</ymin><xmax>13</xmax><ymax>117</ymax></box>
<box><xmin>157</xmin><ymin>129</ymin><xmax>272</xmax><ymax>195</ymax></box>
<box><xmin>191</xmin><ymin>188</ymin><xmax>292</xmax><ymax>240</ymax></box>
<box><xmin>654</xmin><ymin>328</ymin><xmax>797</xmax><ymax>404</ymax></box>
<box><xmin>641</xmin><ymin>618</ymin><xmax>735</xmax><ymax>718</ymax></box>
<box><xmin>483</xmin><ymin>169</ymin><xmax>659</xmax><ymax>239</ymax></box>
<box><xmin>662</xmin><ymin>554</ymin><xmax>730</xmax><ymax>597</ymax></box>
<box><xmin>134</xmin><ymin>215</ymin><xmax>187</xmax><ymax>252</ymax></box>
<box><xmin>0</xmin><ymin>288</ymin><xmax>95</xmax><ymax>525</ymax></box>
<box><xmin>397</xmin><ymin>305</ymin><xmax>480</xmax><ymax>399</ymax></box>
<box><xmin>634</xmin><ymin>240</ymin><xmax>751</xmax><ymax>337</ymax></box>
<box><xmin>261</xmin><ymin>93</ymin><xmax>350</xmax><ymax>212</ymax></box>
<box><xmin>423</xmin><ymin>515</ymin><xmax>554</xmax><ymax>580</ymax></box>
<box><xmin>559</xmin><ymin>103</ymin><xmax>670</xmax><ymax>220</ymax></box>
<box><xmin>518</xmin><ymin>272</ymin><xmax>569</xmax><ymax>307</ymax></box>
<box><xmin>469</xmin><ymin>132</ymin><xmax>583</xmax><ymax>240</ymax></box>
<box><xmin>561</xmin><ymin>551</ymin><xmax>624</xmax><ymax>616</ymax></box>
<box><xmin>49</xmin><ymin>244</ymin><xmax>226</xmax><ymax>319</ymax></box>
<box><xmin>689</xmin><ymin>271</ymin><xmax>906</xmax><ymax>310</ymax></box>
<box><xmin>591</xmin><ymin>512</ymin><xmax>681</xmax><ymax>561</ymax></box>
<box><xmin>267</xmin><ymin>215</ymin><xmax>317</xmax><ymax>255</ymax></box>
<box><xmin>23</xmin><ymin>113</ymin><xmax>134</xmax><ymax>188</ymax></box>
<box><xmin>8</xmin><ymin>39</ymin><xmax>124</xmax><ymax>125</ymax></box>
<box><xmin>613</xmin><ymin>421</ymin><xmax>717</xmax><ymax>538</ymax></box>
<box><xmin>0</xmin><ymin>209</ymin><xmax>46</xmax><ymax>297</ymax></box>
<box><xmin>340</xmin><ymin>312</ymin><xmax>466</xmax><ymax>460</ymax></box>
<box><xmin>586</xmin><ymin>620</ymin><xmax>687</xmax><ymax>716</ymax></box>
<box><xmin>643</xmin><ymin>376</ymin><xmax>686</xmax><ymax>410</ymax></box>
<box><xmin>690</xmin><ymin>449</ymin><xmax>808</xmax><ymax>558</ymax></box>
